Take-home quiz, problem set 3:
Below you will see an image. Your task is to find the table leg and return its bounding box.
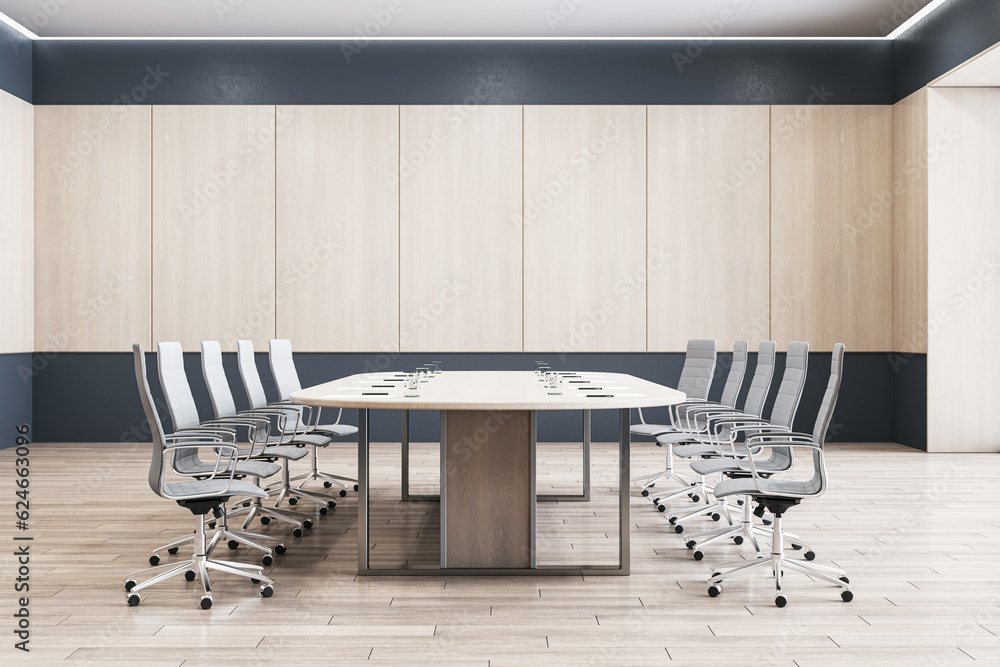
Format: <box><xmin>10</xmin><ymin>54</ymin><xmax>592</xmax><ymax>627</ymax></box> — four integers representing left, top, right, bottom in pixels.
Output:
<box><xmin>619</xmin><ymin>407</ymin><xmax>630</xmax><ymax>574</ymax></box>
<box><xmin>400</xmin><ymin>409</ymin><xmax>441</xmax><ymax>503</ymax></box>
<box><xmin>537</xmin><ymin>409</ymin><xmax>591</xmax><ymax>502</ymax></box>
<box><xmin>358</xmin><ymin>408</ymin><xmax>370</xmax><ymax>572</ymax></box>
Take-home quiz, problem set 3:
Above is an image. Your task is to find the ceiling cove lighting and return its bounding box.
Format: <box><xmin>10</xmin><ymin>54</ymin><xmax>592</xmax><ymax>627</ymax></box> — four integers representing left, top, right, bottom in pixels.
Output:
<box><xmin>0</xmin><ymin>2</ymin><xmax>949</xmax><ymax>43</ymax></box>
<box><xmin>886</xmin><ymin>0</ymin><xmax>949</xmax><ymax>39</ymax></box>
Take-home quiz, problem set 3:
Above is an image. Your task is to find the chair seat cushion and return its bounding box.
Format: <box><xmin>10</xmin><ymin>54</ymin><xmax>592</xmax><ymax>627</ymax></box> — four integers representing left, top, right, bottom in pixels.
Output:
<box><xmin>166</xmin><ymin>478</ymin><xmax>268</xmax><ymax>500</ymax></box>
<box><xmin>314</xmin><ymin>423</ymin><xmax>358</xmax><ymax>437</ymax></box>
<box><xmin>242</xmin><ymin>444</ymin><xmax>310</xmax><ymax>461</ymax></box>
<box><xmin>631</xmin><ymin>423</ymin><xmax>675</xmax><ymax>437</ymax></box>
<box><xmin>654</xmin><ymin>433</ymin><xmax>698</xmax><ymax>447</ymax></box>
<box><xmin>713</xmin><ymin>476</ymin><xmax>821</xmax><ymax>499</ymax></box>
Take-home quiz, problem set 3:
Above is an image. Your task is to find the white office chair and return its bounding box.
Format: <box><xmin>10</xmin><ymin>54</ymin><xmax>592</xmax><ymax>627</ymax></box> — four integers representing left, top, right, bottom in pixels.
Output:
<box><xmin>269</xmin><ymin>339</ymin><xmax>359</xmax><ymax>497</ymax></box>
<box><xmin>125</xmin><ymin>344</ymin><xmax>275</xmax><ymax>609</ymax></box>
<box><xmin>631</xmin><ymin>339</ymin><xmax>717</xmax><ymax>498</ymax></box>
<box><xmin>236</xmin><ymin>340</ymin><xmax>343</xmax><ymax>509</ymax></box>
<box><xmin>707</xmin><ymin>344</ymin><xmax>851</xmax><ymax>607</ymax></box>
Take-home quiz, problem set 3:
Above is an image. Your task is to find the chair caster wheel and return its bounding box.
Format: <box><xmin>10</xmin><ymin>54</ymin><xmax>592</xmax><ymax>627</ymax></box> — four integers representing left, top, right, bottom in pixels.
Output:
<box><xmin>791</xmin><ymin>543</ymin><xmax>803</xmax><ymax>550</ymax></box>
<box><xmin>657</xmin><ymin>504</ymin><xmax>666</xmax><ymax>513</ymax></box>
<box><xmin>148</xmin><ymin>554</ymin><xmax>160</xmax><ymax>566</ymax></box>
<box><xmin>262</xmin><ymin>555</ymin><xmax>273</xmax><ymax>566</ymax></box>
<box><xmin>185</xmin><ymin>570</ymin><xmax>196</xmax><ymax>581</ymax></box>
<box><xmin>251</xmin><ymin>578</ymin><xmax>260</xmax><ymax>584</ymax></box>
<box><xmin>775</xmin><ymin>595</ymin><xmax>787</xmax><ymax>608</ymax></box>
<box><xmin>841</xmin><ymin>590</ymin><xmax>853</xmax><ymax>602</ymax></box>
<box><xmin>736</xmin><ymin>499</ymin><xmax>744</xmax><ymax>506</ymax></box>
<box><xmin>711</xmin><ymin>513</ymin><xmax>721</xmax><ymax>522</ymax></box>
<box><xmin>327</xmin><ymin>501</ymin><xmax>336</xmax><ymax>509</ymax></box>
<box><xmin>260</xmin><ymin>517</ymin><xmax>270</xmax><ymax>525</ymax></box>
<box><xmin>228</xmin><ymin>540</ymin><xmax>239</xmax><ymax>550</ymax></box>
<box><xmin>260</xmin><ymin>584</ymin><xmax>274</xmax><ymax>598</ymax></box>
<box><xmin>243</xmin><ymin>501</ymin><xmax>251</xmax><ymax>508</ymax></box>
<box><xmin>733</xmin><ymin>536</ymin><xmax>744</xmax><ymax>545</ymax></box>
<box><xmin>208</xmin><ymin>522</ymin><xmax>216</xmax><ymax>529</ymax></box>
<box><xmin>708</xmin><ymin>585</ymin><xmax>722</xmax><ymax>598</ymax></box>
<box><xmin>293</xmin><ymin>528</ymin><xmax>303</xmax><ymax>538</ymax></box>
<box><xmin>804</xmin><ymin>551</ymin><xmax>816</xmax><ymax>561</ymax></box>
<box><xmin>275</xmin><ymin>544</ymin><xmax>286</xmax><ymax>555</ymax></box>
<box><xmin>303</xmin><ymin>520</ymin><xmax>313</xmax><ymax>529</ymax></box>
<box><xmin>339</xmin><ymin>489</ymin><xmax>347</xmax><ymax>498</ymax></box>
<box><xmin>693</xmin><ymin>550</ymin><xmax>704</xmax><ymax>561</ymax></box>
<box><xmin>124</xmin><ymin>579</ymin><xmax>137</xmax><ymax>592</ymax></box>
<box><xmin>354</xmin><ymin>484</ymin><xmax>359</xmax><ymax>492</ymax></box>
<box><xmin>711</xmin><ymin>572</ymin><xmax>721</xmax><ymax>578</ymax></box>
<box><xmin>200</xmin><ymin>596</ymin><xmax>213</xmax><ymax>610</ymax></box>
<box><xmin>319</xmin><ymin>507</ymin><xmax>328</xmax><ymax>516</ymax></box>
<box><xmin>839</xmin><ymin>576</ymin><xmax>850</xmax><ymax>584</ymax></box>
<box><xmin>668</xmin><ymin>517</ymin><xmax>677</xmax><ymax>525</ymax></box>
<box><xmin>640</xmin><ymin>489</ymin><xmax>649</xmax><ymax>497</ymax></box>
<box><xmin>167</xmin><ymin>547</ymin><xmax>179</xmax><ymax>555</ymax></box>
<box><xmin>288</xmin><ymin>497</ymin><xmax>298</xmax><ymax>506</ymax></box>
<box><xmin>126</xmin><ymin>594</ymin><xmax>140</xmax><ymax>606</ymax></box>
<box><xmin>674</xmin><ymin>525</ymin><xmax>684</xmax><ymax>534</ymax></box>
<box><xmin>686</xmin><ymin>540</ymin><xmax>696</xmax><ymax>550</ymax></box>
<box><xmin>690</xmin><ymin>495</ymin><xmax>700</xmax><ymax>503</ymax></box>
<box><xmin>762</xmin><ymin>518</ymin><xmax>772</xmax><ymax>525</ymax></box>
<box><xmin>323</xmin><ymin>481</ymin><xmax>332</xmax><ymax>488</ymax></box>
<box><xmin>652</xmin><ymin>497</ymin><xmax>661</xmax><ymax>505</ymax></box>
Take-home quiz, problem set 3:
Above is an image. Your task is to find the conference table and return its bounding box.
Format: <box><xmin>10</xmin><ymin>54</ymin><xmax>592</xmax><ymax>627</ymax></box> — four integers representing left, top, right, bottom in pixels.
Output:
<box><xmin>291</xmin><ymin>370</ymin><xmax>685</xmax><ymax>576</ymax></box>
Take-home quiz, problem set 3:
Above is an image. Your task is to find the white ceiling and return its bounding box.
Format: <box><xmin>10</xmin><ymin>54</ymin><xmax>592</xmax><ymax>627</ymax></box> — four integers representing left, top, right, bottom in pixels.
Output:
<box><xmin>0</xmin><ymin>0</ymin><xmax>934</xmax><ymax>39</ymax></box>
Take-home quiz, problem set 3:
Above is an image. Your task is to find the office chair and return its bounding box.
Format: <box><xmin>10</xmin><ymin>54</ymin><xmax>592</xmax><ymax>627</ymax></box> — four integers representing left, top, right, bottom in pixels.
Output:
<box><xmin>707</xmin><ymin>344</ymin><xmax>851</xmax><ymax>607</ymax></box>
<box><xmin>148</xmin><ymin>343</ymin><xmax>294</xmax><ymax>564</ymax></box>
<box><xmin>641</xmin><ymin>340</ymin><xmax>749</xmax><ymax>509</ymax></box>
<box><xmin>201</xmin><ymin>341</ymin><xmax>329</xmax><ymax>535</ymax></box>
<box><xmin>670</xmin><ymin>342</ymin><xmax>809</xmax><ymax>534</ymax></box>
<box><xmin>125</xmin><ymin>344</ymin><xmax>275</xmax><ymax>609</ymax></box>
<box><xmin>269</xmin><ymin>339</ymin><xmax>359</xmax><ymax>497</ymax></box>
<box><xmin>650</xmin><ymin>341</ymin><xmax>777</xmax><ymax>513</ymax></box>
<box><xmin>236</xmin><ymin>340</ymin><xmax>342</xmax><ymax>510</ymax></box>
<box><xmin>631</xmin><ymin>339</ymin><xmax>717</xmax><ymax>496</ymax></box>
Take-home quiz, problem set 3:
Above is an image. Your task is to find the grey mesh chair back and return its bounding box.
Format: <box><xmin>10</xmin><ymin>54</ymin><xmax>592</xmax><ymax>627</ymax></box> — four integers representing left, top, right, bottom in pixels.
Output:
<box><xmin>269</xmin><ymin>339</ymin><xmax>302</xmax><ymax>401</ymax></box>
<box><xmin>742</xmin><ymin>342</ymin><xmax>777</xmax><ymax>417</ymax></box>
<box><xmin>768</xmin><ymin>342</ymin><xmax>809</xmax><ymax>429</ymax></box>
<box><xmin>157</xmin><ymin>342</ymin><xmax>201</xmax><ymax>431</ymax></box>
<box><xmin>804</xmin><ymin>344</ymin><xmax>845</xmax><ymax>496</ymax></box>
<box><xmin>676</xmin><ymin>339</ymin><xmax>717</xmax><ymax>400</ymax></box>
<box><xmin>237</xmin><ymin>340</ymin><xmax>270</xmax><ymax>409</ymax></box>
<box><xmin>201</xmin><ymin>341</ymin><xmax>238</xmax><ymax>419</ymax></box>
<box><xmin>718</xmin><ymin>341</ymin><xmax>749</xmax><ymax>408</ymax></box>
<box><xmin>134</xmin><ymin>344</ymin><xmax>170</xmax><ymax>496</ymax></box>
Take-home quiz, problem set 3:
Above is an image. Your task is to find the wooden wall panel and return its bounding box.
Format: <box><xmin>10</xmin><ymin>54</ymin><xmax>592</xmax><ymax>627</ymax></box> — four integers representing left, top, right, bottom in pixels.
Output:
<box><xmin>647</xmin><ymin>106</ymin><xmax>770</xmax><ymax>352</ymax></box>
<box><xmin>276</xmin><ymin>106</ymin><xmax>399</xmax><ymax>352</ymax></box>
<box><xmin>152</xmin><ymin>106</ymin><xmax>276</xmax><ymax>351</ymax></box>
<box><xmin>927</xmin><ymin>88</ymin><xmax>1000</xmax><ymax>452</ymax></box>
<box><xmin>523</xmin><ymin>106</ymin><xmax>646</xmax><ymax>352</ymax></box>
<box><xmin>892</xmin><ymin>89</ymin><xmax>929</xmax><ymax>354</ymax></box>
<box><xmin>770</xmin><ymin>105</ymin><xmax>893</xmax><ymax>352</ymax></box>
<box><xmin>0</xmin><ymin>90</ymin><xmax>33</xmax><ymax>354</ymax></box>
<box><xmin>34</xmin><ymin>105</ymin><xmax>151</xmax><ymax>352</ymax></box>
<box><xmin>399</xmin><ymin>105</ymin><xmax>522</xmax><ymax>352</ymax></box>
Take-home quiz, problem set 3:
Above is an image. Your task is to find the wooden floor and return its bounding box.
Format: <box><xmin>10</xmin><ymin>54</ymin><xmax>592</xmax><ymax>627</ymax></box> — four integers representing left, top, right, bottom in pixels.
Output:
<box><xmin>4</xmin><ymin>440</ymin><xmax>1000</xmax><ymax>665</ymax></box>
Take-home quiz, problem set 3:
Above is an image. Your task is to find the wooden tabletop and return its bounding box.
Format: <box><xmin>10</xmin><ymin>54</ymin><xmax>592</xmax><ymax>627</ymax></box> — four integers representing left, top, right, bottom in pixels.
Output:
<box><xmin>290</xmin><ymin>370</ymin><xmax>686</xmax><ymax>411</ymax></box>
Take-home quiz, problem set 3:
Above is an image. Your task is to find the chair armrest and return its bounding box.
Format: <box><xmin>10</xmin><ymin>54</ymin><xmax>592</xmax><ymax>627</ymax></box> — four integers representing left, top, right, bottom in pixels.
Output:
<box><xmin>165</xmin><ymin>431</ymin><xmax>233</xmax><ymax>443</ymax></box>
<box><xmin>162</xmin><ymin>441</ymin><xmax>239</xmax><ymax>486</ymax></box>
<box><xmin>745</xmin><ymin>440</ymin><xmax>826</xmax><ymax>497</ymax></box>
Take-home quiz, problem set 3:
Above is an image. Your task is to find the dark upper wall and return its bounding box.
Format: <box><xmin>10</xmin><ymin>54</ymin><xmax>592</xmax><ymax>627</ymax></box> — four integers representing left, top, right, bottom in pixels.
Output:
<box><xmin>0</xmin><ymin>20</ymin><xmax>31</xmax><ymax>102</ymax></box>
<box><xmin>32</xmin><ymin>39</ymin><xmax>893</xmax><ymax>105</ymax></box>
<box><xmin>895</xmin><ymin>0</ymin><xmax>1000</xmax><ymax>101</ymax></box>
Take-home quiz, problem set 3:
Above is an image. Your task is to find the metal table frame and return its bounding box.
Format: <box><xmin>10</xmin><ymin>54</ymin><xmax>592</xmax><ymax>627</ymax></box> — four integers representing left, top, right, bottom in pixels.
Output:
<box><xmin>357</xmin><ymin>407</ymin><xmax>630</xmax><ymax>576</ymax></box>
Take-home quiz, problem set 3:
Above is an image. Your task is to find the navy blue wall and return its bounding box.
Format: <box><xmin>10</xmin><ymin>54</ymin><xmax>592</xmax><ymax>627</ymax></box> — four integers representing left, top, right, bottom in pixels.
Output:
<box><xmin>31</xmin><ymin>351</ymin><xmax>903</xmax><ymax>447</ymax></box>
<box><xmin>0</xmin><ymin>354</ymin><xmax>32</xmax><ymax>447</ymax></box>
<box><xmin>895</xmin><ymin>0</ymin><xmax>1000</xmax><ymax>101</ymax></box>
<box><xmin>32</xmin><ymin>39</ymin><xmax>893</xmax><ymax>105</ymax></box>
<box><xmin>0</xmin><ymin>19</ymin><xmax>31</xmax><ymax>102</ymax></box>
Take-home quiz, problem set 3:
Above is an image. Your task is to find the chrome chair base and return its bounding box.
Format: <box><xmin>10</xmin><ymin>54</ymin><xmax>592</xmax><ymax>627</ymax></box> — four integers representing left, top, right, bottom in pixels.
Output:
<box><xmin>291</xmin><ymin>446</ymin><xmax>358</xmax><ymax>495</ymax></box>
<box><xmin>126</xmin><ymin>515</ymin><xmax>275</xmax><ymax>609</ymax></box>
<box><xmin>706</xmin><ymin>515</ymin><xmax>851</xmax><ymax>607</ymax></box>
